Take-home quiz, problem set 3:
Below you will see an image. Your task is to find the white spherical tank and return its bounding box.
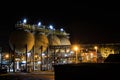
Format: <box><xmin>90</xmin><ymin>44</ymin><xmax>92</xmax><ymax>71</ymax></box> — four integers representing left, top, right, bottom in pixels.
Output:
<box><xmin>9</xmin><ymin>30</ymin><xmax>34</xmax><ymax>54</ymax></box>
<box><xmin>58</xmin><ymin>36</ymin><xmax>71</xmax><ymax>53</ymax></box>
<box><xmin>48</xmin><ymin>34</ymin><xmax>61</xmax><ymax>46</ymax></box>
<box><xmin>47</xmin><ymin>34</ymin><xmax>61</xmax><ymax>53</ymax></box>
<box><xmin>59</xmin><ymin>36</ymin><xmax>71</xmax><ymax>45</ymax></box>
<box><xmin>34</xmin><ymin>32</ymin><xmax>49</xmax><ymax>54</ymax></box>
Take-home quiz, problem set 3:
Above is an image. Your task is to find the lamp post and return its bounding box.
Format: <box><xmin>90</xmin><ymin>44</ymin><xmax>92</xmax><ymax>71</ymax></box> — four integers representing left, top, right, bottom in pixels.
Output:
<box><xmin>94</xmin><ymin>46</ymin><xmax>98</xmax><ymax>55</ymax></box>
<box><xmin>40</xmin><ymin>46</ymin><xmax>43</xmax><ymax>71</ymax></box>
<box><xmin>94</xmin><ymin>46</ymin><xmax>98</xmax><ymax>62</ymax></box>
<box><xmin>0</xmin><ymin>47</ymin><xmax>2</xmax><ymax>67</ymax></box>
<box><xmin>74</xmin><ymin>46</ymin><xmax>78</xmax><ymax>63</ymax></box>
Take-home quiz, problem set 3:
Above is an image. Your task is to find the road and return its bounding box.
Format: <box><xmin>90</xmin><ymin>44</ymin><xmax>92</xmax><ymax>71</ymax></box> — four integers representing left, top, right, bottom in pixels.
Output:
<box><xmin>0</xmin><ymin>71</ymin><xmax>54</xmax><ymax>80</ymax></box>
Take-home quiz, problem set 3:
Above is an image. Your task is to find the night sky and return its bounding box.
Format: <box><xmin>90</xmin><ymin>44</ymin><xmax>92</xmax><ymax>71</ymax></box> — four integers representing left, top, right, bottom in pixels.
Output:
<box><xmin>0</xmin><ymin>1</ymin><xmax>120</xmax><ymax>45</ymax></box>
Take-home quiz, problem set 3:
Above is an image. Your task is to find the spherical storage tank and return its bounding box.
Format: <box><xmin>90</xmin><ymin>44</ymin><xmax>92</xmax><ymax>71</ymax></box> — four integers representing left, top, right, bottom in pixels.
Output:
<box><xmin>9</xmin><ymin>30</ymin><xmax>34</xmax><ymax>54</ymax></box>
<box><xmin>58</xmin><ymin>36</ymin><xmax>71</xmax><ymax>45</ymax></box>
<box><xmin>34</xmin><ymin>32</ymin><xmax>49</xmax><ymax>54</ymax></box>
<box><xmin>58</xmin><ymin>35</ymin><xmax>71</xmax><ymax>53</ymax></box>
<box><xmin>47</xmin><ymin>34</ymin><xmax>61</xmax><ymax>46</ymax></box>
<box><xmin>47</xmin><ymin>34</ymin><xmax>61</xmax><ymax>53</ymax></box>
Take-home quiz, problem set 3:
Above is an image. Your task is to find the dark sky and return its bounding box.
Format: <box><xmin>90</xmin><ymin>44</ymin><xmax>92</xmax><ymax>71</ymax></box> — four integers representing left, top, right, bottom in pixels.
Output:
<box><xmin>0</xmin><ymin>1</ymin><xmax>120</xmax><ymax>45</ymax></box>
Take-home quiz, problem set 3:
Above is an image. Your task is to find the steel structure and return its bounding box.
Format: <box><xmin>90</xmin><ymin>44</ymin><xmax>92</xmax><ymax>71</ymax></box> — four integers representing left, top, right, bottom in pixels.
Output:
<box><xmin>15</xmin><ymin>23</ymin><xmax>70</xmax><ymax>36</ymax></box>
<box><xmin>6</xmin><ymin>22</ymin><xmax>71</xmax><ymax>72</ymax></box>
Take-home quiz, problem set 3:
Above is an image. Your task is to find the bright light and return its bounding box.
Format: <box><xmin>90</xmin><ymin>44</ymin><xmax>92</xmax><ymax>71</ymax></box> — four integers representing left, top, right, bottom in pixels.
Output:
<box><xmin>38</xmin><ymin>61</ymin><xmax>41</xmax><ymax>64</ymax></box>
<box><xmin>22</xmin><ymin>61</ymin><xmax>26</xmax><ymax>63</ymax></box>
<box><xmin>17</xmin><ymin>61</ymin><xmax>19</xmax><ymax>70</ymax></box>
<box><xmin>63</xmin><ymin>61</ymin><xmax>66</xmax><ymax>63</ymax></box>
<box><xmin>90</xmin><ymin>53</ymin><xmax>93</xmax><ymax>58</ymax></box>
<box><xmin>60</xmin><ymin>28</ymin><xmax>64</xmax><ymax>32</ymax></box>
<box><xmin>49</xmin><ymin>25</ymin><xmax>54</xmax><ymax>30</ymax></box>
<box><xmin>15</xmin><ymin>58</ymin><xmax>20</xmax><ymax>61</ymax></box>
<box><xmin>74</xmin><ymin>46</ymin><xmax>78</xmax><ymax>51</ymax></box>
<box><xmin>5</xmin><ymin>54</ymin><xmax>9</xmax><ymax>58</ymax></box>
<box><xmin>64</xmin><ymin>54</ymin><xmax>68</xmax><ymax>57</ymax></box>
<box><xmin>66</xmin><ymin>49</ymin><xmax>70</xmax><ymax>53</ymax></box>
<box><xmin>70</xmin><ymin>51</ymin><xmax>74</xmax><ymax>54</ymax></box>
<box><xmin>38</xmin><ymin>22</ymin><xmax>41</xmax><ymax>26</ymax></box>
<box><xmin>27</xmin><ymin>52</ymin><xmax>31</xmax><ymax>57</ymax></box>
<box><xmin>23</xmin><ymin>18</ymin><xmax>27</xmax><ymax>24</ymax></box>
<box><xmin>34</xmin><ymin>55</ymin><xmax>38</xmax><ymax>58</ymax></box>
<box><xmin>73</xmin><ymin>45</ymin><xmax>79</xmax><ymax>63</ymax></box>
<box><xmin>94</xmin><ymin>46</ymin><xmax>98</xmax><ymax>50</ymax></box>
<box><xmin>42</xmin><ymin>53</ymin><xmax>45</xmax><ymax>56</ymax></box>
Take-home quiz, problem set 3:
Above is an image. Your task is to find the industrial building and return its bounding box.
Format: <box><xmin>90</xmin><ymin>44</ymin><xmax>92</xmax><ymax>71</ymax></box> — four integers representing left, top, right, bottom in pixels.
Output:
<box><xmin>0</xmin><ymin>19</ymin><xmax>120</xmax><ymax>72</ymax></box>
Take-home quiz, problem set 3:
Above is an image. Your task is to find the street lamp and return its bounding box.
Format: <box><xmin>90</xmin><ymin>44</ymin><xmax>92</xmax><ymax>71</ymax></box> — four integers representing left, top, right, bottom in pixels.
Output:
<box><xmin>94</xmin><ymin>46</ymin><xmax>98</xmax><ymax>62</ymax></box>
<box><xmin>23</xmin><ymin>18</ymin><xmax>27</xmax><ymax>24</ymax></box>
<box><xmin>74</xmin><ymin>46</ymin><xmax>78</xmax><ymax>63</ymax></box>
<box><xmin>38</xmin><ymin>22</ymin><xmax>42</xmax><ymax>27</ymax></box>
<box><xmin>5</xmin><ymin>54</ymin><xmax>9</xmax><ymax>59</ymax></box>
<box><xmin>94</xmin><ymin>46</ymin><xmax>98</xmax><ymax>55</ymax></box>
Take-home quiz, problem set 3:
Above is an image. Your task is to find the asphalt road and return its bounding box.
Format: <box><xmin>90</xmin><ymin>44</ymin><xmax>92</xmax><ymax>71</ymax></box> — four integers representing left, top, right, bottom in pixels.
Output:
<box><xmin>0</xmin><ymin>72</ymin><xmax>54</xmax><ymax>80</ymax></box>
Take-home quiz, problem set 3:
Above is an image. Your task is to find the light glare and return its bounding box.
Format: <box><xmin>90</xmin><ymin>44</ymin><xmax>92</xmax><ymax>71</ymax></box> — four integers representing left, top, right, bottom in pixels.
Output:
<box><xmin>38</xmin><ymin>22</ymin><xmax>41</xmax><ymax>26</ymax></box>
<box><xmin>60</xmin><ymin>28</ymin><xmax>64</xmax><ymax>32</ymax></box>
<box><xmin>23</xmin><ymin>19</ymin><xmax>27</xmax><ymax>24</ymax></box>
<box><xmin>49</xmin><ymin>25</ymin><xmax>53</xmax><ymax>30</ymax></box>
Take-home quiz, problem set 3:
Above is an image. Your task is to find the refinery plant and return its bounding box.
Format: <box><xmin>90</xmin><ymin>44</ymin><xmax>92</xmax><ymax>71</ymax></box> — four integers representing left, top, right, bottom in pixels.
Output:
<box><xmin>1</xmin><ymin>18</ymin><xmax>72</xmax><ymax>72</ymax></box>
<box><xmin>0</xmin><ymin>18</ymin><xmax>120</xmax><ymax>73</ymax></box>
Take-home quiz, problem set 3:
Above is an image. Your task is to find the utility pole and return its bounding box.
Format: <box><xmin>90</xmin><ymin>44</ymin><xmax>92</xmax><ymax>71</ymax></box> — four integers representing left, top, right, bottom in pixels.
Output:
<box><xmin>25</xmin><ymin>44</ymin><xmax>27</xmax><ymax>72</ymax></box>
<box><xmin>40</xmin><ymin>46</ymin><xmax>43</xmax><ymax>71</ymax></box>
